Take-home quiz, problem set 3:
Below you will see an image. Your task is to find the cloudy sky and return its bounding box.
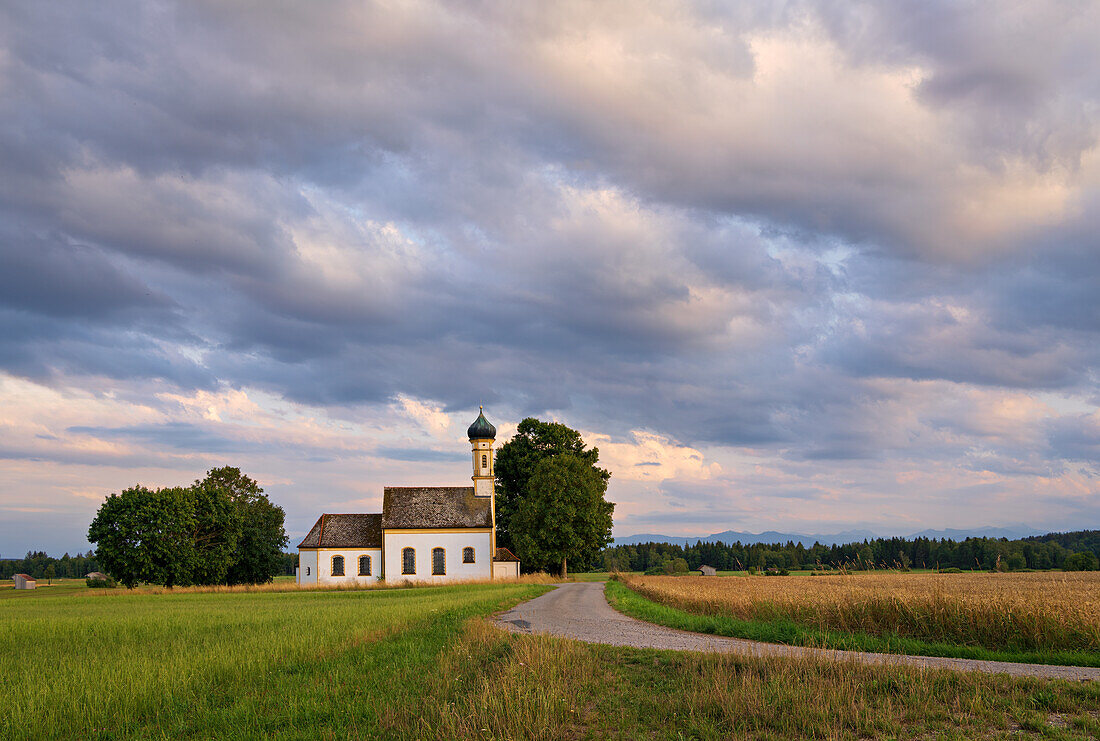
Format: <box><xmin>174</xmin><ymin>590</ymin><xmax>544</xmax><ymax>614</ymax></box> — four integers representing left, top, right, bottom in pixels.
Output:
<box><xmin>2</xmin><ymin>1</ymin><xmax>1098</xmax><ymax>556</ymax></box>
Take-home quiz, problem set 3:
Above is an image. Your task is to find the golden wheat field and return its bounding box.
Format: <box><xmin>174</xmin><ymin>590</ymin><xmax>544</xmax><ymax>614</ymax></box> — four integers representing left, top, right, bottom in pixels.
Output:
<box><xmin>623</xmin><ymin>571</ymin><xmax>1100</xmax><ymax>652</ymax></box>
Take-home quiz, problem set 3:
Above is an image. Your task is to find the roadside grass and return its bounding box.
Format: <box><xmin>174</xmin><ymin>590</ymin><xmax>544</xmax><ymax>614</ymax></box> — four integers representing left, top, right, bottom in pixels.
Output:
<box><xmin>607</xmin><ymin>580</ymin><xmax>1100</xmax><ymax>667</ymax></box>
<box><xmin>421</xmin><ymin>620</ymin><xmax>1100</xmax><ymax>740</ymax></box>
<box><xmin>4</xmin><ymin>579</ymin><xmax>1100</xmax><ymax>739</ymax></box>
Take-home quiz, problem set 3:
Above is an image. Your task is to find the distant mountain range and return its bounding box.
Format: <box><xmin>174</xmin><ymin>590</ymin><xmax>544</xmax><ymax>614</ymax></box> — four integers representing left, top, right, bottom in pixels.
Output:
<box><xmin>612</xmin><ymin>525</ymin><xmax>1047</xmax><ymax>548</ymax></box>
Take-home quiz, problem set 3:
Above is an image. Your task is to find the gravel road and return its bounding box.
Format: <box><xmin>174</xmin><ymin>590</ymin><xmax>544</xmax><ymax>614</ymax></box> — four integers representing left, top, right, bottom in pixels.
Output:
<box><xmin>495</xmin><ymin>582</ymin><xmax>1100</xmax><ymax>681</ymax></box>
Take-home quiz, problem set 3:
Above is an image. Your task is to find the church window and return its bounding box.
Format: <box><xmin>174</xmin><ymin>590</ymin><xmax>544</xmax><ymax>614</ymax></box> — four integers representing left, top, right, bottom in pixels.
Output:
<box><xmin>358</xmin><ymin>555</ymin><xmax>371</xmax><ymax>576</ymax></box>
<box><xmin>402</xmin><ymin>547</ymin><xmax>415</xmax><ymax>575</ymax></box>
<box><xmin>482</xmin><ymin>454</ymin><xmax>487</xmax><ymax>469</ymax></box>
<box><xmin>463</xmin><ymin>547</ymin><xmax>475</xmax><ymax>563</ymax></box>
<box><xmin>432</xmin><ymin>547</ymin><xmax>445</xmax><ymax>575</ymax></box>
<box><xmin>305</xmin><ymin>567</ymin><xmax>310</xmax><ymax>576</ymax></box>
<box><xmin>331</xmin><ymin>555</ymin><xmax>344</xmax><ymax>577</ymax></box>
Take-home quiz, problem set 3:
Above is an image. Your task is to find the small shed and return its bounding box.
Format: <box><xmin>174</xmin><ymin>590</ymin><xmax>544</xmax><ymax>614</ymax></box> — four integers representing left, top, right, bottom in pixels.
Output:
<box><xmin>697</xmin><ymin>564</ymin><xmax>717</xmax><ymax>576</ymax></box>
<box><xmin>13</xmin><ymin>573</ymin><xmax>36</xmax><ymax>590</ymax></box>
<box><xmin>85</xmin><ymin>572</ymin><xmax>109</xmax><ymax>581</ymax></box>
<box><xmin>492</xmin><ymin>547</ymin><xmax>521</xmax><ymax>579</ymax></box>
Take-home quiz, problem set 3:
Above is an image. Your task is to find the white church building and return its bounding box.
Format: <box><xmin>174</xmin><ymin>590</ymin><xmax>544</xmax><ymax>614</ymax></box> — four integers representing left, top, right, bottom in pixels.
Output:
<box><xmin>296</xmin><ymin>409</ymin><xmax>521</xmax><ymax>585</ymax></box>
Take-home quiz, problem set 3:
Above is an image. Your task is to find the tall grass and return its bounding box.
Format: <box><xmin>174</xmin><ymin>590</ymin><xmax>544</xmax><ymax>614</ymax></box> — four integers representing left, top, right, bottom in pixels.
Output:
<box><xmin>1</xmin><ymin>580</ymin><xmax>551</xmax><ymax>739</ymax></box>
<box><xmin>621</xmin><ymin>572</ymin><xmax>1100</xmax><ymax>653</ymax></box>
<box><xmin>410</xmin><ymin>620</ymin><xmax>1100</xmax><ymax>740</ymax></box>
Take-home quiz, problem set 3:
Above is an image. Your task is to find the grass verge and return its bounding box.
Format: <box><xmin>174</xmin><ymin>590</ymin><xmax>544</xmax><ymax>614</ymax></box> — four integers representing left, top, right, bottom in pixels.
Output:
<box><xmin>606</xmin><ymin>580</ymin><xmax>1100</xmax><ymax>667</ymax></box>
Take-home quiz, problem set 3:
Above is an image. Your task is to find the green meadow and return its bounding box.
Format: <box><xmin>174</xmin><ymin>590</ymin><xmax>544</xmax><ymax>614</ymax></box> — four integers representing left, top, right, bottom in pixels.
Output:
<box><xmin>4</xmin><ymin>580</ymin><xmax>1100</xmax><ymax>740</ymax></box>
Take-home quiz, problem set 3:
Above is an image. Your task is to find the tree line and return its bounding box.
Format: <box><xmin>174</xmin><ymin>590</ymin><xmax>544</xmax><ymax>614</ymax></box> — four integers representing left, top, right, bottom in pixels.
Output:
<box><xmin>599</xmin><ymin>530</ymin><xmax>1100</xmax><ymax>573</ymax></box>
<box><xmin>0</xmin><ymin>550</ymin><xmax>101</xmax><ymax>582</ymax></box>
<box><xmin>86</xmin><ymin>467</ymin><xmax>289</xmax><ymax>587</ymax></box>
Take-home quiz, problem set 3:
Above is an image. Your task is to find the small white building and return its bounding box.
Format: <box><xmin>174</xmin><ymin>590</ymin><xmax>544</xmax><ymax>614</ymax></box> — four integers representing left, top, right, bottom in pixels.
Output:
<box><xmin>13</xmin><ymin>573</ymin><xmax>36</xmax><ymax>589</ymax></box>
<box><xmin>297</xmin><ymin>409</ymin><xmax>520</xmax><ymax>585</ymax></box>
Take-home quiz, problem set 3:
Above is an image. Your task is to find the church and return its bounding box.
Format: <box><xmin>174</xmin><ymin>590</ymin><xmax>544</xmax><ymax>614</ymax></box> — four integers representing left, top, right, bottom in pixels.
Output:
<box><xmin>296</xmin><ymin>409</ymin><xmax>521</xmax><ymax>585</ymax></box>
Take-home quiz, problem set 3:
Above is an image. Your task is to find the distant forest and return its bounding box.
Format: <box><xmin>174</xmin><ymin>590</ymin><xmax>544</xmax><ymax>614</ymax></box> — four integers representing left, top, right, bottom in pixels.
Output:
<box><xmin>598</xmin><ymin>530</ymin><xmax>1100</xmax><ymax>573</ymax></box>
<box><xmin>1</xmin><ymin>551</ymin><xmax>299</xmax><ymax>582</ymax></box>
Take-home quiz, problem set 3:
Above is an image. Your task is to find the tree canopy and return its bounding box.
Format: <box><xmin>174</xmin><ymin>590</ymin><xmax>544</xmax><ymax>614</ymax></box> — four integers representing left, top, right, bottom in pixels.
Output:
<box><xmin>87</xmin><ymin>467</ymin><xmax>287</xmax><ymax>588</ymax></box>
<box><xmin>494</xmin><ymin>417</ymin><xmax>609</xmax><ymax>553</ymax></box>
<box><xmin>510</xmin><ymin>454</ymin><xmax>614</xmax><ymax>576</ymax></box>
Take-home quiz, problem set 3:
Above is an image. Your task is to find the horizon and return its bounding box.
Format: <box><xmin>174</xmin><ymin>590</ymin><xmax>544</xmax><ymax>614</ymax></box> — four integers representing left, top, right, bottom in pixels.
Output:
<box><xmin>2</xmin><ymin>3</ymin><xmax>1098</xmax><ymax>556</ymax></box>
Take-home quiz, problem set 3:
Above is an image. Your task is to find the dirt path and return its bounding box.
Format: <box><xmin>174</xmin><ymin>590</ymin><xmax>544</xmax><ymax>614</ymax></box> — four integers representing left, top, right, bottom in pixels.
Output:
<box><xmin>495</xmin><ymin>582</ymin><xmax>1100</xmax><ymax>681</ymax></box>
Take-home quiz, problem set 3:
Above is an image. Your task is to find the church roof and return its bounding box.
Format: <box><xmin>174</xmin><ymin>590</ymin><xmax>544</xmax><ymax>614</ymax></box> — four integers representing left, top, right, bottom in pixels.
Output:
<box><xmin>467</xmin><ymin>408</ymin><xmax>496</xmax><ymax>440</ymax></box>
<box><xmin>382</xmin><ymin>486</ymin><xmax>492</xmax><ymax>529</ymax></box>
<box><xmin>494</xmin><ymin>547</ymin><xmax>520</xmax><ymax>562</ymax></box>
<box><xmin>298</xmin><ymin>513</ymin><xmax>382</xmax><ymax>548</ymax></box>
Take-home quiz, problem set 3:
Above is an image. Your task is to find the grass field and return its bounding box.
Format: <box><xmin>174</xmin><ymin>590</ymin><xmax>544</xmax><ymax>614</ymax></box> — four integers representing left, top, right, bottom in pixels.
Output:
<box><xmin>5</xmin><ymin>576</ymin><xmax>1100</xmax><ymax>739</ymax></box>
<box><xmin>615</xmin><ymin>572</ymin><xmax>1100</xmax><ymax>665</ymax></box>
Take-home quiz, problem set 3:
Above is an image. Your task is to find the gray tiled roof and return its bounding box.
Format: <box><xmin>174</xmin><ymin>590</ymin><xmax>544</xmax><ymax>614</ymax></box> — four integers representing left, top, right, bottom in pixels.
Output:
<box><xmin>382</xmin><ymin>486</ymin><xmax>491</xmax><ymax>529</ymax></box>
<box><xmin>298</xmin><ymin>513</ymin><xmax>383</xmax><ymax>548</ymax></box>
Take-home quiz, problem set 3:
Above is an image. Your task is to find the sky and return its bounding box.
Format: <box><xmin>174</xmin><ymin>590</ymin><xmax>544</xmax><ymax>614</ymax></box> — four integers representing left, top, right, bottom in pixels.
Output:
<box><xmin>1</xmin><ymin>1</ymin><xmax>1099</xmax><ymax>557</ymax></box>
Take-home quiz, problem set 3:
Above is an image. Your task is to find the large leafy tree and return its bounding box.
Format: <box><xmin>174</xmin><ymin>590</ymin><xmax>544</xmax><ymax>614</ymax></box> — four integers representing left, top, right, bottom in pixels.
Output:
<box><xmin>88</xmin><ymin>486</ymin><xmax>198</xmax><ymax>588</ymax></box>
<box><xmin>196</xmin><ymin>467</ymin><xmax>288</xmax><ymax>585</ymax></box>
<box><xmin>494</xmin><ymin>417</ymin><xmax>609</xmax><ymax>552</ymax></box>
<box><xmin>509</xmin><ymin>454</ymin><xmax>614</xmax><ymax>577</ymax></box>
<box><xmin>88</xmin><ymin>468</ymin><xmax>287</xmax><ymax>588</ymax></box>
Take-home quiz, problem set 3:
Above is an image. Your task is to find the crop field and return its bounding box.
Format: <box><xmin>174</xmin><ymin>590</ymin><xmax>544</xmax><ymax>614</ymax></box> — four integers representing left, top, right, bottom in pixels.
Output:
<box><xmin>618</xmin><ymin>572</ymin><xmax>1100</xmax><ymax>660</ymax></box>
<box><xmin>5</xmin><ymin>576</ymin><xmax>1100</xmax><ymax>739</ymax></box>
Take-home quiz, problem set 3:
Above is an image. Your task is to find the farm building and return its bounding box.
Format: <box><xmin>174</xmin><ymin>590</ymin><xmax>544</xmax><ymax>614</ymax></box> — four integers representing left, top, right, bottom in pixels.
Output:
<box><xmin>12</xmin><ymin>573</ymin><xmax>36</xmax><ymax>589</ymax></box>
<box><xmin>697</xmin><ymin>564</ymin><xmax>717</xmax><ymax>576</ymax></box>
<box><xmin>297</xmin><ymin>409</ymin><xmax>521</xmax><ymax>585</ymax></box>
<box><xmin>85</xmin><ymin>572</ymin><xmax>109</xmax><ymax>580</ymax></box>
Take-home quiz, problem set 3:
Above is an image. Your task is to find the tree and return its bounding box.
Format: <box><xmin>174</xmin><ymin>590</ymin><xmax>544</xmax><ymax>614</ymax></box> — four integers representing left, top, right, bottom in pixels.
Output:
<box><xmin>494</xmin><ymin>418</ymin><xmax>609</xmax><ymax>552</ymax></box>
<box><xmin>195</xmin><ymin>467</ymin><xmax>288</xmax><ymax>585</ymax></box>
<box><xmin>509</xmin><ymin>454</ymin><xmax>614</xmax><ymax>577</ymax></box>
<box><xmin>88</xmin><ymin>486</ymin><xmax>198</xmax><ymax>588</ymax></box>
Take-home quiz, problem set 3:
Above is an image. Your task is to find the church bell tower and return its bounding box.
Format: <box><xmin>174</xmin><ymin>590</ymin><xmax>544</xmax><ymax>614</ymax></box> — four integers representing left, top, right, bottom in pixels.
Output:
<box><xmin>467</xmin><ymin>407</ymin><xmax>497</xmax><ymax>555</ymax></box>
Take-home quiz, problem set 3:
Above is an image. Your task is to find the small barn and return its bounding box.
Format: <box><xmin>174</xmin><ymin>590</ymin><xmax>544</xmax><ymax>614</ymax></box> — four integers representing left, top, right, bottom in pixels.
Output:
<box><xmin>697</xmin><ymin>564</ymin><xmax>717</xmax><ymax>576</ymax></box>
<box><xmin>492</xmin><ymin>547</ymin><xmax>521</xmax><ymax>579</ymax></box>
<box><xmin>13</xmin><ymin>573</ymin><xmax>36</xmax><ymax>589</ymax></box>
<box><xmin>85</xmin><ymin>572</ymin><xmax>109</xmax><ymax>580</ymax></box>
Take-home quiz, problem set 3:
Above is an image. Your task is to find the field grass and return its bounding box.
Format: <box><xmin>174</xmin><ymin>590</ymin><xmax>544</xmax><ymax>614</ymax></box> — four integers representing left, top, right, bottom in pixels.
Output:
<box><xmin>6</xmin><ymin>576</ymin><xmax>1100</xmax><ymax>739</ymax></box>
<box><xmin>614</xmin><ymin>572</ymin><xmax>1100</xmax><ymax>663</ymax></box>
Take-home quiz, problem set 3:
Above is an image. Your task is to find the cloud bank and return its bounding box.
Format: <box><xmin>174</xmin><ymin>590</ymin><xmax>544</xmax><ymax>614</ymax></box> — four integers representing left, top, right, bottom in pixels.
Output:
<box><xmin>1</xmin><ymin>1</ymin><xmax>1098</xmax><ymax>554</ymax></box>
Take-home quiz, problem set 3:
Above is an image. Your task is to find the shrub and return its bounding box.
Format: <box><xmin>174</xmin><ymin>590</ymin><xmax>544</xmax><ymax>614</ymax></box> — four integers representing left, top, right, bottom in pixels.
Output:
<box><xmin>938</xmin><ymin>567</ymin><xmax>963</xmax><ymax>574</ymax></box>
<box><xmin>1063</xmin><ymin>552</ymin><xmax>1099</xmax><ymax>571</ymax></box>
<box><xmin>86</xmin><ymin>577</ymin><xmax>116</xmax><ymax>588</ymax></box>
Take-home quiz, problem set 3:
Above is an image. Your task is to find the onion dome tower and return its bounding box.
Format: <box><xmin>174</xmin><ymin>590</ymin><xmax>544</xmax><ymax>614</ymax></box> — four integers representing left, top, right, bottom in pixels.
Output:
<box><xmin>468</xmin><ymin>407</ymin><xmax>497</xmax><ymax>556</ymax></box>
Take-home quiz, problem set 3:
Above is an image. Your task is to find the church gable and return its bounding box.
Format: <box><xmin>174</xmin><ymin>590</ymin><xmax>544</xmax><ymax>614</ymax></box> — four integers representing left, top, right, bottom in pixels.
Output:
<box><xmin>298</xmin><ymin>513</ymin><xmax>383</xmax><ymax>548</ymax></box>
<box><xmin>382</xmin><ymin>487</ymin><xmax>491</xmax><ymax>529</ymax></box>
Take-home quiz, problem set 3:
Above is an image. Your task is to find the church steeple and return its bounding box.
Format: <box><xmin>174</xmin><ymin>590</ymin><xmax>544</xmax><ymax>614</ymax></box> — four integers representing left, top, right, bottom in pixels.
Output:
<box><xmin>469</xmin><ymin>406</ymin><xmax>496</xmax><ymax>492</ymax></box>
<box><xmin>469</xmin><ymin>407</ymin><xmax>497</xmax><ymax>560</ymax></box>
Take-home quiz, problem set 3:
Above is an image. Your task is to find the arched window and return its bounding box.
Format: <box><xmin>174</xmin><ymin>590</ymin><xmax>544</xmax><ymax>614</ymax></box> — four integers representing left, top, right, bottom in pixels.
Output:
<box><xmin>432</xmin><ymin>547</ymin><xmax>445</xmax><ymax>575</ymax></box>
<box><xmin>463</xmin><ymin>547</ymin><xmax>475</xmax><ymax>564</ymax></box>
<box><xmin>331</xmin><ymin>555</ymin><xmax>344</xmax><ymax>577</ymax></box>
<box><xmin>481</xmin><ymin>454</ymin><xmax>488</xmax><ymax>469</ymax></box>
<box><xmin>305</xmin><ymin>566</ymin><xmax>310</xmax><ymax>576</ymax></box>
<box><xmin>402</xmin><ymin>547</ymin><xmax>415</xmax><ymax>575</ymax></box>
<box><xmin>358</xmin><ymin>555</ymin><xmax>371</xmax><ymax>576</ymax></box>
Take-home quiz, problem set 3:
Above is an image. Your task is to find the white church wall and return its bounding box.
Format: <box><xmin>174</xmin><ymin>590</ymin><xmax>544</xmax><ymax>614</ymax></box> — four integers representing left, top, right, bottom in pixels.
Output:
<box><xmin>313</xmin><ymin>548</ymin><xmax>383</xmax><ymax>585</ymax></box>
<box><xmin>382</xmin><ymin>530</ymin><xmax>492</xmax><ymax>583</ymax></box>
<box><xmin>297</xmin><ymin>549</ymin><xmax>319</xmax><ymax>585</ymax></box>
<box><xmin>492</xmin><ymin>561</ymin><xmax>519</xmax><ymax>579</ymax></box>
